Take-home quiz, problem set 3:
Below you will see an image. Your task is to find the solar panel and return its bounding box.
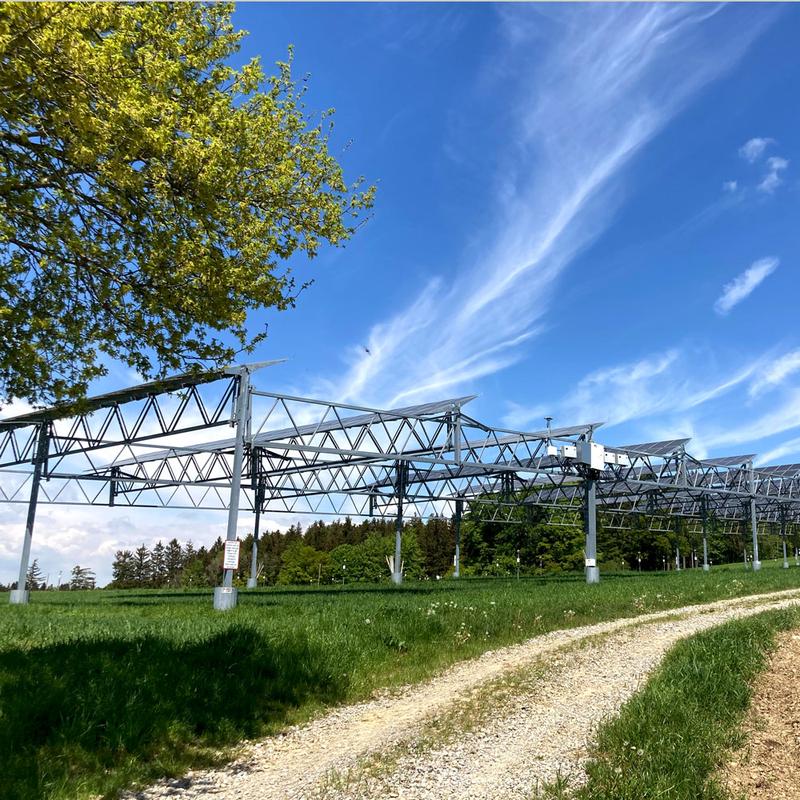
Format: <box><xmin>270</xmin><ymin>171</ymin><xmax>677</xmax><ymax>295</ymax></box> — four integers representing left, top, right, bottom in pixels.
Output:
<box><xmin>256</xmin><ymin>396</ymin><xmax>476</xmax><ymax>444</ymax></box>
<box><xmin>757</xmin><ymin>463</ymin><xmax>800</xmax><ymax>478</ymax></box>
<box><xmin>110</xmin><ymin>395</ymin><xmax>476</xmax><ymax>467</ymax></box>
<box><xmin>0</xmin><ymin>366</ymin><xmax>250</xmax><ymax>429</ymax></box>
<box><xmin>700</xmin><ymin>454</ymin><xmax>755</xmax><ymax>467</ymax></box>
<box><xmin>616</xmin><ymin>439</ymin><xmax>690</xmax><ymax>457</ymax></box>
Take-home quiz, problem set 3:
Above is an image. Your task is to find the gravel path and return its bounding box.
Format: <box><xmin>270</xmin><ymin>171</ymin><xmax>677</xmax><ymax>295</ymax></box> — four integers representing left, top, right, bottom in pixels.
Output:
<box><xmin>127</xmin><ymin>588</ymin><xmax>800</xmax><ymax>800</ymax></box>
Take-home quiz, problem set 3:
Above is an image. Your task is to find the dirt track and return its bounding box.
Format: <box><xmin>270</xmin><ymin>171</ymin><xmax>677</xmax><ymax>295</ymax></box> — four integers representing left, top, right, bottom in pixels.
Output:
<box><xmin>127</xmin><ymin>588</ymin><xmax>800</xmax><ymax>800</ymax></box>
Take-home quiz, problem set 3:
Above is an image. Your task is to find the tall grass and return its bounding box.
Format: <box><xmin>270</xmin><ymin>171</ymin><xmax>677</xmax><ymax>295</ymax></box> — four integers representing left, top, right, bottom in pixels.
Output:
<box><xmin>1</xmin><ymin>562</ymin><xmax>798</xmax><ymax>799</ymax></box>
<box><xmin>576</xmin><ymin>605</ymin><xmax>800</xmax><ymax>800</ymax></box>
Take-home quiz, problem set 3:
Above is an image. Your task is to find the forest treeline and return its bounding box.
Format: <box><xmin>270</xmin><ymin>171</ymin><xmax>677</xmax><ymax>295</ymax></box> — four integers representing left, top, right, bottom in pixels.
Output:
<box><xmin>108</xmin><ymin>510</ymin><xmax>800</xmax><ymax>588</ymax></box>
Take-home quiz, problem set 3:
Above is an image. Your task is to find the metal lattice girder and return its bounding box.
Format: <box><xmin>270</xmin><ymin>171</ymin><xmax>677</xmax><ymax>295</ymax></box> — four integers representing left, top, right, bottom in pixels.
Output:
<box><xmin>4</xmin><ymin>365</ymin><xmax>800</xmax><ymax>532</ymax></box>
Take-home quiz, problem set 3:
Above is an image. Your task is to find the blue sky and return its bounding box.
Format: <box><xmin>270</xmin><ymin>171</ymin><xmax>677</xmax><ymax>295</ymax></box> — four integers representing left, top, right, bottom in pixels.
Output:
<box><xmin>3</xmin><ymin>4</ymin><xmax>800</xmax><ymax>584</ymax></box>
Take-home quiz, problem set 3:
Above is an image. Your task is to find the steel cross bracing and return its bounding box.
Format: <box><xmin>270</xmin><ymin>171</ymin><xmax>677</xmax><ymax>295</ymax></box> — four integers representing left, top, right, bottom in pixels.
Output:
<box><xmin>3</xmin><ymin>369</ymin><xmax>800</xmax><ymax>522</ymax></box>
<box><xmin>4</xmin><ymin>363</ymin><xmax>800</xmax><ymax>605</ymax></box>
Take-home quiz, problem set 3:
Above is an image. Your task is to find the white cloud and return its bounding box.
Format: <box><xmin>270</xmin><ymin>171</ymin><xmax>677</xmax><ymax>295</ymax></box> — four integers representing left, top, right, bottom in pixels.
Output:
<box><xmin>756</xmin><ymin>435</ymin><xmax>800</xmax><ymax>466</ymax></box>
<box><xmin>703</xmin><ymin>388</ymin><xmax>800</xmax><ymax>450</ymax></box>
<box><xmin>714</xmin><ymin>256</ymin><xmax>779</xmax><ymax>315</ymax></box>
<box><xmin>758</xmin><ymin>155</ymin><xmax>789</xmax><ymax>194</ymax></box>
<box><xmin>502</xmin><ymin>347</ymin><xmax>759</xmax><ymax>432</ymax></box>
<box><xmin>749</xmin><ymin>349</ymin><xmax>800</xmax><ymax>397</ymax></box>
<box><xmin>319</xmin><ymin>6</ymin><xmax>766</xmax><ymax>409</ymax></box>
<box><xmin>739</xmin><ymin>136</ymin><xmax>774</xmax><ymax>163</ymax></box>
<box><xmin>722</xmin><ymin>180</ymin><xmax>738</xmax><ymax>193</ymax></box>
<box><xmin>767</xmin><ymin>156</ymin><xmax>789</xmax><ymax>170</ymax></box>
<box><xmin>503</xmin><ymin>345</ymin><xmax>800</xmax><ymax>464</ymax></box>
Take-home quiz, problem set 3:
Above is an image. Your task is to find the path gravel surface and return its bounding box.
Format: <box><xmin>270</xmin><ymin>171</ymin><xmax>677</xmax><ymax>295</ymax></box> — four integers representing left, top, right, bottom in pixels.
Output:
<box><xmin>126</xmin><ymin>588</ymin><xmax>800</xmax><ymax>800</ymax></box>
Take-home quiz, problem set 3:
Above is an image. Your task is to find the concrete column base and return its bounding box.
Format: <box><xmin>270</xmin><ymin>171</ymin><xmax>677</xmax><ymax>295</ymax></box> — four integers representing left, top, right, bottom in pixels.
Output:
<box><xmin>391</xmin><ymin>572</ymin><xmax>402</xmax><ymax>585</ymax></box>
<box><xmin>752</xmin><ymin>560</ymin><xmax>762</xmax><ymax>571</ymax></box>
<box><xmin>213</xmin><ymin>586</ymin><xmax>238</xmax><ymax>610</ymax></box>
<box><xmin>9</xmin><ymin>589</ymin><xmax>29</xmax><ymax>605</ymax></box>
<box><xmin>703</xmin><ymin>564</ymin><xmax>710</xmax><ymax>572</ymax></box>
<box><xmin>246</xmin><ymin>577</ymin><xmax>257</xmax><ymax>589</ymax></box>
<box><xmin>784</xmin><ymin>562</ymin><xmax>790</xmax><ymax>569</ymax></box>
<box><xmin>585</xmin><ymin>566</ymin><xmax>600</xmax><ymax>584</ymax></box>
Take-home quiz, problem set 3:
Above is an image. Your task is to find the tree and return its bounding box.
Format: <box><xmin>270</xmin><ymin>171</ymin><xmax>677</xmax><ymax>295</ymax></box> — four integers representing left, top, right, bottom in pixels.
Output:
<box><xmin>111</xmin><ymin>549</ymin><xmax>136</xmax><ymax>588</ymax></box>
<box><xmin>70</xmin><ymin>565</ymin><xmax>95</xmax><ymax>590</ymax></box>
<box><xmin>25</xmin><ymin>557</ymin><xmax>44</xmax><ymax>590</ymax></box>
<box><xmin>164</xmin><ymin>538</ymin><xmax>183</xmax><ymax>586</ymax></box>
<box><xmin>0</xmin><ymin>3</ymin><xmax>374</xmax><ymax>404</ymax></box>
<box><xmin>133</xmin><ymin>544</ymin><xmax>151</xmax><ymax>586</ymax></box>
<box><xmin>277</xmin><ymin>540</ymin><xmax>329</xmax><ymax>585</ymax></box>
<box><xmin>150</xmin><ymin>541</ymin><xmax>166</xmax><ymax>587</ymax></box>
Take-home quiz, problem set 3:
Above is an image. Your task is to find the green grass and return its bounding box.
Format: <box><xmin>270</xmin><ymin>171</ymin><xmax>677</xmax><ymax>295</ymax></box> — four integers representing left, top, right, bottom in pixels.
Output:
<box><xmin>575</xmin><ymin>604</ymin><xmax>800</xmax><ymax>800</ymax></box>
<box><xmin>1</xmin><ymin>561</ymin><xmax>798</xmax><ymax>800</ymax></box>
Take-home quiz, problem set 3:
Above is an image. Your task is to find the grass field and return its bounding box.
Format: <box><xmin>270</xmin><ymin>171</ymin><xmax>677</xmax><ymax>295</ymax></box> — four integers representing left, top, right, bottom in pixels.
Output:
<box><xmin>576</xmin><ymin>605</ymin><xmax>800</xmax><ymax>800</ymax></box>
<box><xmin>1</xmin><ymin>561</ymin><xmax>799</xmax><ymax>800</ymax></box>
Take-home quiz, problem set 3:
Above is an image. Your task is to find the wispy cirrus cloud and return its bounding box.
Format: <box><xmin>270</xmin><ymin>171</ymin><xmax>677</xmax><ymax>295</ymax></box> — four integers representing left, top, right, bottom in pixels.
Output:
<box><xmin>749</xmin><ymin>348</ymin><xmax>800</xmax><ymax>397</ymax></box>
<box><xmin>503</xmin><ymin>347</ymin><xmax>760</xmax><ymax>432</ymax></box>
<box><xmin>739</xmin><ymin>136</ymin><xmax>774</xmax><ymax>163</ymax></box>
<box><xmin>503</xmin><ymin>345</ymin><xmax>800</xmax><ymax>464</ymax></box>
<box><xmin>320</xmin><ymin>6</ymin><xmax>769</xmax><ymax>409</ymax></box>
<box><xmin>714</xmin><ymin>256</ymin><xmax>779</xmax><ymax>315</ymax></box>
<box><xmin>758</xmin><ymin>155</ymin><xmax>790</xmax><ymax>194</ymax></box>
<box><xmin>756</xmin><ymin>435</ymin><xmax>800</xmax><ymax>466</ymax></box>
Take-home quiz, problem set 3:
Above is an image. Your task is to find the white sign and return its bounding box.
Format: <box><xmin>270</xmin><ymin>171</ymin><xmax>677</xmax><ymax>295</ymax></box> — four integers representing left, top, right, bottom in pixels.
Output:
<box><xmin>223</xmin><ymin>540</ymin><xmax>241</xmax><ymax>570</ymax></box>
<box><xmin>585</xmin><ymin>558</ymin><xmax>597</xmax><ymax>568</ymax></box>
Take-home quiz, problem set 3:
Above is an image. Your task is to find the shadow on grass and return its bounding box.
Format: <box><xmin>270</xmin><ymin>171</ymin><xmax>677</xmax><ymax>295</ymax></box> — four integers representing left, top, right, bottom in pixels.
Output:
<box><xmin>0</xmin><ymin>626</ymin><xmax>346</xmax><ymax>800</ymax></box>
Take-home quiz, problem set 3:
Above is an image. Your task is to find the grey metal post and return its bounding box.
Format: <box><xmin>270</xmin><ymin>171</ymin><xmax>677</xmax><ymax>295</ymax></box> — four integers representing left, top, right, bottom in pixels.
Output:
<box><xmin>781</xmin><ymin>510</ymin><xmax>789</xmax><ymax>569</ymax></box>
<box><xmin>750</xmin><ymin>497</ymin><xmax>761</xmax><ymax>571</ymax></box>
<box><xmin>584</xmin><ymin>475</ymin><xmax>599</xmax><ymax>584</ymax></box>
<box><xmin>247</xmin><ymin>481</ymin><xmax>264</xmax><ymax>589</ymax></box>
<box><xmin>10</xmin><ymin>423</ymin><xmax>50</xmax><ymax>605</ymax></box>
<box><xmin>214</xmin><ymin>369</ymin><xmax>251</xmax><ymax>610</ymax></box>
<box><xmin>392</xmin><ymin>461</ymin><xmax>405</xmax><ymax>585</ymax></box>
<box><xmin>702</xmin><ymin>502</ymin><xmax>710</xmax><ymax>572</ymax></box>
<box><xmin>453</xmin><ymin>497</ymin><xmax>463</xmax><ymax>578</ymax></box>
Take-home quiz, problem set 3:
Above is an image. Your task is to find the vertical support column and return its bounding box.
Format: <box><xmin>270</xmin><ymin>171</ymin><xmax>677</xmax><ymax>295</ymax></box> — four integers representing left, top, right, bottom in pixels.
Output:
<box><xmin>584</xmin><ymin>474</ymin><xmax>599</xmax><ymax>584</ymax></box>
<box><xmin>781</xmin><ymin>509</ymin><xmax>789</xmax><ymax>569</ymax></box>
<box><xmin>392</xmin><ymin>460</ymin><xmax>405</xmax><ymax>585</ymax></box>
<box><xmin>247</xmin><ymin>481</ymin><xmax>264</xmax><ymax>589</ymax></box>
<box><xmin>453</xmin><ymin>497</ymin><xmax>463</xmax><ymax>578</ymax></box>
<box><xmin>750</xmin><ymin>497</ymin><xmax>761</xmax><ymax>571</ymax></box>
<box><xmin>701</xmin><ymin>501</ymin><xmax>710</xmax><ymax>572</ymax></box>
<box><xmin>214</xmin><ymin>370</ymin><xmax>251</xmax><ymax>610</ymax></box>
<box><xmin>10</xmin><ymin>423</ymin><xmax>50</xmax><ymax>605</ymax></box>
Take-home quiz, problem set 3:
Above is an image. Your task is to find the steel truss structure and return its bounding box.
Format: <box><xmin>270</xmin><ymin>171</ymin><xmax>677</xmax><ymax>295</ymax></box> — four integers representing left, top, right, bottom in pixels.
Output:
<box><xmin>2</xmin><ymin>363</ymin><xmax>800</xmax><ymax>608</ymax></box>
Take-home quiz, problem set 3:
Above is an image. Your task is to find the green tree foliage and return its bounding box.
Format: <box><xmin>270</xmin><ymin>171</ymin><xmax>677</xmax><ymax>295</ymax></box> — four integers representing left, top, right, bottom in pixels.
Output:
<box><xmin>276</xmin><ymin>540</ymin><xmax>329</xmax><ymax>585</ymax></box>
<box><xmin>149</xmin><ymin>541</ymin><xmax>166</xmax><ymax>587</ymax></box>
<box><xmin>133</xmin><ymin>544</ymin><xmax>151</xmax><ymax>585</ymax></box>
<box><xmin>164</xmin><ymin>538</ymin><xmax>184</xmax><ymax>586</ymax></box>
<box><xmin>102</xmin><ymin>510</ymin><xmax>800</xmax><ymax>590</ymax></box>
<box><xmin>69</xmin><ymin>564</ymin><xmax>95</xmax><ymax>589</ymax></box>
<box><xmin>110</xmin><ymin>549</ymin><xmax>135</xmax><ymax>588</ymax></box>
<box><xmin>0</xmin><ymin>2</ymin><xmax>374</xmax><ymax>404</ymax></box>
<box><xmin>25</xmin><ymin>557</ymin><xmax>44</xmax><ymax>590</ymax></box>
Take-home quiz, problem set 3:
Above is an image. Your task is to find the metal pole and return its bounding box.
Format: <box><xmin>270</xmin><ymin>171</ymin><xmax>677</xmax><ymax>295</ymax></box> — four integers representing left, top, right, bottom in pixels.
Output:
<box><xmin>454</xmin><ymin>497</ymin><xmax>463</xmax><ymax>578</ymax></box>
<box><xmin>10</xmin><ymin>423</ymin><xmax>50</xmax><ymax>605</ymax></box>
<box><xmin>584</xmin><ymin>475</ymin><xmax>599</xmax><ymax>584</ymax></box>
<box><xmin>247</xmin><ymin>481</ymin><xmax>264</xmax><ymax>589</ymax></box>
<box><xmin>675</xmin><ymin>546</ymin><xmax>681</xmax><ymax>571</ymax></box>
<box><xmin>702</xmin><ymin>503</ymin><xmax>710</xmax><ymax>572</ymax></box>
<box><xmin>393</xmin><ymin>461</ymin><xmax>404</xmax><ymax>585</ymax></box>
<box><xmin>750</xmin><ymin>497</ymin><xmax>761</xmax><ymax>571</ymax></box>
<box><xmin>214</xmin><ymin>370</ymin><xmax>251</xmax><ymax>610</ymax></box>
<box><xmin>781</xmin><ymin>510</ymin><xmax>789</xmax><ymax>569</ymax></box>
